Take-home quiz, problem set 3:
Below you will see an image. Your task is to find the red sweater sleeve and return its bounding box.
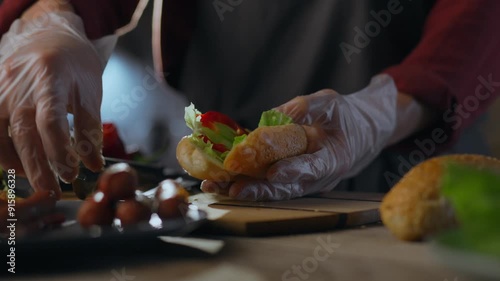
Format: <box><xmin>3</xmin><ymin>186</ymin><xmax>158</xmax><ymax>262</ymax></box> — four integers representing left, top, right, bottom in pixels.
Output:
<box><xmin>70</xmin><ymin>0</ymin><xmax>144</xmax><ymax>39</ymax></box>
<box><xmin>0</xmin><ymin>0</ymin><xmax>36</xmax><ymax>35</ymax></box>
<box><xmin>0</xmin><ymin>0</ymin><xmax>143</xmax><ymax>40</ymax></box>
<box><xmin>384</xmin><ymin>0</ymin><xmax>500</xmax><ymax>152</ymax></box>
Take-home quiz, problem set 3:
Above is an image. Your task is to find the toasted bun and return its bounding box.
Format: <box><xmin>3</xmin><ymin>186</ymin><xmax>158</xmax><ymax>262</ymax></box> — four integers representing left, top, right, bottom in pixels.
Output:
<box><xmin>380</xmin><ymin>154</ymin><xmax>500</xmax><ymax>241</ymax></box>
<box><xmin>224</xmin><ymin>124</ymin><xmax>307</xmax><ymax>178</ymax></box>
<box><xmin>176</xmin><ymin>124</ymin><xmax>307</xmax><ymax>181</ymax></box>
<box><xmin>176</xmin><ymin>137</ymin><xmax>238</xmax><ymax>181</ymax></box>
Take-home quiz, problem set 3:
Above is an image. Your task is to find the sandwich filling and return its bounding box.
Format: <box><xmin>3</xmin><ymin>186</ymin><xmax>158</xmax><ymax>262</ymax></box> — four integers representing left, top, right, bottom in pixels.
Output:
<box><xmin>184</xmin><ymin>103</ymin><xmax>293</xmax><ymax>164</ymax></box>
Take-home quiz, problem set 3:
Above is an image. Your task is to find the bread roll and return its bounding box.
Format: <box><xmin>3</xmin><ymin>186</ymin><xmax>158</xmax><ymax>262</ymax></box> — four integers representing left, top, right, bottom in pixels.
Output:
<box><xmin>224</xmin><ymin>124</ymin><xmax>307</xmax><ymax>178</ymax></box>
<box><xmin>176</xmin><ymin>137</ymin><xmax>238</xmax><ymax>181</ymax></box>
<box><xmin>176</xmin><ymin>124</ymin><xmax>307</xmax><ymax>181</ymax></box>
<box><xmin>380</xmin><ymin>154</ymin><xmax>500</xmax><ymax>241</ymax></box>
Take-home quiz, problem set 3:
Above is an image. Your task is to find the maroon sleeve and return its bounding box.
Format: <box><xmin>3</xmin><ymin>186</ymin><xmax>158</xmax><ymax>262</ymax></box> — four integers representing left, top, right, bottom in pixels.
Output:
<box><xmin>69</xmin><ymin>0</ymin><xmax>143</xmax><ymax>39</ymax></box>
<box><xmin>0</xmin><ymin>0</ymin><xmax>36</xmax><ymax>35</ymax></box>
<box><xmin>0</xmin><ymin>0</ymin><xmax>142</xmax><ymax>40</ymax></box>
<box><xmin>384</xmin><ymin>0</ymin><xmax>500</xmax><ymax>152</ymax></box>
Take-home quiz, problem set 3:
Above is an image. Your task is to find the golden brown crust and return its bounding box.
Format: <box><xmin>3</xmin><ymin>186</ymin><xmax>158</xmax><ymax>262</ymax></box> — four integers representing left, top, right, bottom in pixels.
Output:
<box><xmin>176</xmin><ymin>137</ymin><xmax>238</xmax><ymax>181</ymax></box>
<box><xmin>380</xmin><ymin>154</ymin><xmax>500</xmax><ymax>241</ymax></box>
<box><xmin>176</xmin><ymin>124</ymin><xmax>308</xmax><ymax>181</ymax></box>
<box><xmin>223</xmin><ymin>124</ymin><xmax>308</xmax><ymax>178</ymax></box>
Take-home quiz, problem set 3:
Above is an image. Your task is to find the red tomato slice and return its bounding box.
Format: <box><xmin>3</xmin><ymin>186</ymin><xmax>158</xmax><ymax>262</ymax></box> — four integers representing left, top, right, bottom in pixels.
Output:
<box><xmin>199</xmin><ymin>111</ymin><xmax>248</xmax><ymax>135</ymax></box>
<box><xmin>102</xmin><ymin>123</ymin><xmax>130</xmax><ymax>160</ymax></box>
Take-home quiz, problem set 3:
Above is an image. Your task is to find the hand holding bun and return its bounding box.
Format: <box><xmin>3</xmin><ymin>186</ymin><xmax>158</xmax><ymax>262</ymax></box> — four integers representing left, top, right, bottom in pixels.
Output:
<box><xmin>184</xmin><ymin>75</ymin><xmax>398</xmax><ymax>201</ymax></box>
<box><xmin>380</xmin><ymin>154</ymin><xmax>500</xmax><ymax>241</ymax></box>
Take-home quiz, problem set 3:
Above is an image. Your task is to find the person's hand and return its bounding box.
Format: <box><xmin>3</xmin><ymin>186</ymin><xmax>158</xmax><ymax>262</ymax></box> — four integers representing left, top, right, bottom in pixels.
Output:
<box><xmin>1</xmin><ymin>190</ymin><xmax>65</xmax><ymax>237</ymax></box>
<box><xmin>201</xmin><ymin>74</ymin><xmax>398</xmax><ymax>200</ymax></box>
<box><xmin>0</xmin><ymin>12</ymin><xmax>106</xmax><ymax>199</ymax></box>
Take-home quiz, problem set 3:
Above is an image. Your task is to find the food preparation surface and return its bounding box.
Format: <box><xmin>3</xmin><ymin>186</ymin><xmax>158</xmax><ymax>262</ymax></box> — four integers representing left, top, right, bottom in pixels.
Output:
<box><xmin>10</xmin><ymin>225</ymin><xmax>470</xmax><ymax>281</ymax></box>
<box><xmin>6</xmin><ymin>192</ymin><xmax>482</xmax><ymax>280</ymax></box>
<box><xmin>193</xmin><ymin>192</ymin><xmax>382</xmax><ymax>236</ymax></box>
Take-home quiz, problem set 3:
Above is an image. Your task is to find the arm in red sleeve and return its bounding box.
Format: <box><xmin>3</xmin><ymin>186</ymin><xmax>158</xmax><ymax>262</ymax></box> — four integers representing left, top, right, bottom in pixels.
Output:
<box><xmin>0</xmin><ymin>0</ymin><xmax>146</xmax><ymax>40</ymax></box>
<box><xmin>0</xmin><ymin>0</ymin><xmax>36</xmax><ymax>35</ymax></box>
<box><xmin>384</xmin><ymin>0</ymin><xmax>500</xmax><ymax>152</ymax></box>
<box><xmin>70</xmin><ymin>0</ymin><xmax>147</xmax><ymax>40</ymax></box>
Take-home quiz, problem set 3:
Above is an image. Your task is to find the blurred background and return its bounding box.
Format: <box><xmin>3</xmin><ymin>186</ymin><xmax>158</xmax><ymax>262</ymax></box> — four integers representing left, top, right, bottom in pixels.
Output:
<box><xmin>99</xmin><ymin>3</ymin><xmax>189</xmax><ymax>172</ymax></box>
<box><xmin>101</xmin><ymin>1</ymin><xmax>500</xmax><ymax>168</ymax></box>
<box><xmin>483</xmin><ymin>104</ymin><xmax>500</xmax><ymax>157</ymax></box>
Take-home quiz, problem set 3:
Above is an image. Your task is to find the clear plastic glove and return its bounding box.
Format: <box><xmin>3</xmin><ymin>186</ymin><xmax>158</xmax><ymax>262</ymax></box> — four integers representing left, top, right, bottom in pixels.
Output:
<box><xmin>0</xmin><ymin>12</ymin><xmax>107</xmax><ymax>198</ymax></box>
<box><xmin>201</xmin><ymin>74</ymin><xmax>398</xmax><ymax>201</ymax></box>
<box><xmin>1</xmin><ymin>190</ymin><xmax>65</xmax><ymax>237</ymax></box>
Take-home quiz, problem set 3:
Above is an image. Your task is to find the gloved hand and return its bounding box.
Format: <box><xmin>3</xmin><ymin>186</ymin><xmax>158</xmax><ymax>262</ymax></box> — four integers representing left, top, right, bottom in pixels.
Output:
<box><xmin>201</xmin><ymin>74</ymin><xmax>398</xmax><ymax>200</ymax></box>
<box><xmin>0</xmin><ymin>12</ymin><xmax>108</xmax><ymax>199</ymax></box>
<box><xmin>1</xmin><ymin>190</ymin><xmax>64</xmax><ymax>237</ymax></box>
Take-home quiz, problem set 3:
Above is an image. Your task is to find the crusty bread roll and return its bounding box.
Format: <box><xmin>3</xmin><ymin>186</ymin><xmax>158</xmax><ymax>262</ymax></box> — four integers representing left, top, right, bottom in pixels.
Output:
<box><xmin>176</xmin><ymin>124</ymin><xmax>307</xmax><ymax>181</ymax></box>
<box><xmin>176</xmin><ymin>137</ymin><xmax>237</xmax><ymax>181</ymax></box>
<box><xmin>380</xmin><ymin>154</ymin><xmax>500</xmax><ymax>241</ymax></box>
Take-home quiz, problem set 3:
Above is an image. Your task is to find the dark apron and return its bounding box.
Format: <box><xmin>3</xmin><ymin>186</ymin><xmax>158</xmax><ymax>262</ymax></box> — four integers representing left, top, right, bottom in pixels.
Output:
<box><xmin>175</xmin><ymin>0</ymin><xmax>489</xmax><ymax>192</ymax></box>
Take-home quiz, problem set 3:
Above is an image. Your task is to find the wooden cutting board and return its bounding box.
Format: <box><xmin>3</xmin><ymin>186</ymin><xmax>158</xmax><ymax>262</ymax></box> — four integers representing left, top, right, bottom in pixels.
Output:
<box><xmin>192</xmin><ymin>191</ymin><xmax>384</xmax><ymax>236</ymax></box>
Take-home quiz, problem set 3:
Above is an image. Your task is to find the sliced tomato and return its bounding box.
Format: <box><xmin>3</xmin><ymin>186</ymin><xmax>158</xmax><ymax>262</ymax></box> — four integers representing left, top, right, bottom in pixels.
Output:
<box><xmin>199</xmin><ymin>111</ymin><xmax>248</xmax><ymax>135</ymax></box>
<box><xmin>200</xmin><ymin>135</ymin><xmax>228</xmax><ymax>153</ymax></box>
<box><xmin>102</xmin><ymin>123</ymin><xmax>130</xmax><ymax>160</ymax></box>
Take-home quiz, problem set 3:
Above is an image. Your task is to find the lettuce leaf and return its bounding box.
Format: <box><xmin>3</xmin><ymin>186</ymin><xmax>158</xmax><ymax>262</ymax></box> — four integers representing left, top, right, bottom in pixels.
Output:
<box><xmin>199</xmin><ymin>122</ymin><xmax>239</xmax><ymax>150</ymax></box>
<box><xmin>188</xmin><ymin>136</ymin><xmax>226</xmax><ymax>164</ymax></box>
<box><xmin>258</xmin><ymin>110</ymin><xmax>293</xmax><ymax>127</ymax></box>
<box><xmin>184</xmin><ymin>105</ymin><xmax>294</xmax><ymax>163</ymax></box>
<box><xmin>231</xmin><ymin>110</ymin><xmax>294</xmax><ymax>149</ymax></box>
<box><xmin>440</xmin><ymin>163</ymin><xmax>500</xmax><ymax>258</ymax></box>
<box><xmin>184</xmin><ymin>103</ymin><xmax>202</xmax><ymax>132</ymax></box>
<box><xmin>185</xmin><ymin>103</ymin><xmax>243</xmax><ymax>163</ymax></box>
<box><xmin>233</xmin><ymin>134</ymin><xmax>247</xmax><ymax>147</ymax></box>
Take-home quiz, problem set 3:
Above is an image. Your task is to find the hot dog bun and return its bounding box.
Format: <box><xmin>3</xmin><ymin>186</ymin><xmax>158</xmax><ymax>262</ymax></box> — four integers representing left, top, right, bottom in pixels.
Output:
<box><xmin>176</xmin><ymin>124</ymin><xmax>307</xmax><ymax>181</ymax></box>
<box><xmin>176</xmin><ymin>137</ymin><xmax>237</xmax><ymax>181</ymax></box>
<box><xmin>380</xmin><ymin>154</ymin><xmax>500</xmax><ymax>241</ymax></box>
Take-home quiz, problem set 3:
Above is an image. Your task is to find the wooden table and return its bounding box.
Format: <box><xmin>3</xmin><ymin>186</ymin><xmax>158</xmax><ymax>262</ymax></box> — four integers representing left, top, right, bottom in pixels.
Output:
<box><xmin>13</xmin><ymin>224</ymin><xmax>476</xmax><ymax>281</ymax></box>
